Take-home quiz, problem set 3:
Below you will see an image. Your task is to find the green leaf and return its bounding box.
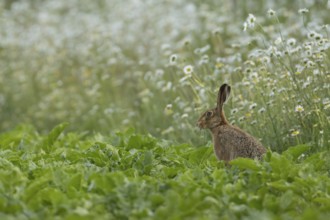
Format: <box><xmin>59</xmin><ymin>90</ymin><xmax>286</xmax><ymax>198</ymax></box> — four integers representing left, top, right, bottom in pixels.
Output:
<box><xmin>0</xmin><ymin>125</ymin><xmax>38</xmax><ymax>151</ymax></box>
<box><xmin>38</xmin><ymin>188</ymin><xmax>66</xmax><ymax>207</ymax></box>
<box><xmin>42</xmin><ymin>122</ymin><xmax>69</xmax><ymax>153</ymax></box>
<box><xmin>143</xmin><ymin>150</ymin><xmax>153</xmax><ymax>166</ymax></box>
<box><xmin>267</xmin><ymin>180</ymin><xmax>293</xmax><ymax>191</ymax></box>
<box><xmin>126</xmin><ymin>134</ymin><xmax>156</xmax><ymax>150</ymax></box>
<box><xmin>23</xmin><ymin>173</ymin><xmax>53</xmax><ymax>206</ymax></box>
<box><xmin>229</xmin><ymin>158</ymin><xmax>260</xmax><ymax>171</ymax></box>
<box><xmin>304</xmin><ymin>152</ymin><xmax>329</xmax><ymax>171</ymax></box>
<box><xmin>150</xmin><ymin>193</ymin><xmax>165</xmax><ymax>207</ymax></box>
<box><xmin>185</xmin><ymin>146</ymin><xmax>213</xmax><ymax>164</ymax></box>
<box><xmin>313</xmin><ymin>197</ymin><xmax>330</xmax><ymax>209</ymax></box>
<box><xmin>279</xmin><ymin>190</ymin><xmax>294</xmax><ymax>211</ymax></box>
<box><xmin>162</xmin><ymin>167</ymin><xmax>178</xmax><ymax>178</ymax></box>
<box><xmin>68</xmin><ymin>173</ymin><xmax>82</xmax><ymax>191</ymax></box>
<box><xmin>269</xmin><ymin>152</ymin><xmax>293</xmax><ymax>175</ymax></box>
<box><xmin>283</xmin><ymin>145</ymin><xmax>310</xmax><ymax>160</ymax></box>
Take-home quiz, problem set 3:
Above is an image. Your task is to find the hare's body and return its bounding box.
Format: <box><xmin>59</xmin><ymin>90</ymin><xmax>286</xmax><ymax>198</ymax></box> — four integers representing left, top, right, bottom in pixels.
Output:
<box><xmin>197</xmin><ymin>84</ymin><xmax>266</xmax><ymax>162</ymax></box>
<box><xmin>212</xmin><ymin>124</ymin><xmax>266</xmax><ymax>162</ymax></box>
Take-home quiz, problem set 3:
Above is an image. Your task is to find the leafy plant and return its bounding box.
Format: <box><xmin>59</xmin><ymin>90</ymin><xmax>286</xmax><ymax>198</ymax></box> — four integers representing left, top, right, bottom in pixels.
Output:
<box><xmin>0</xmin><ymin>125</ymin><xmax>329</xmax><ymax>219</ymax></box>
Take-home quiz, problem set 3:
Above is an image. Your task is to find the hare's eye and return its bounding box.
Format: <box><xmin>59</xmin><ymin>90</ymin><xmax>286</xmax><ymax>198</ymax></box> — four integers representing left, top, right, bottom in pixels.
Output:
<box><xmin>206</xmin><ymin>111</ymin><xmax>212</xmax><ymax>117</ymax></box>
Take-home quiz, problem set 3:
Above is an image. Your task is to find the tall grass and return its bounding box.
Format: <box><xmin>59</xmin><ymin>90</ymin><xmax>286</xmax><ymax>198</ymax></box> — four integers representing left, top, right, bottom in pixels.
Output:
<box><xmin>0</xmin><ymin>0</ymin><xmax>329</xmax><ymax>151</ymax></box>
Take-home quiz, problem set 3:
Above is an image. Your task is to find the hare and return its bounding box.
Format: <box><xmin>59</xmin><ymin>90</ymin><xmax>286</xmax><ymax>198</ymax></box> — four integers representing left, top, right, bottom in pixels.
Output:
<box><xmin>197</xmin><ymin>83</ymin><xmax>266</xmax><ymax>163</ymax></box>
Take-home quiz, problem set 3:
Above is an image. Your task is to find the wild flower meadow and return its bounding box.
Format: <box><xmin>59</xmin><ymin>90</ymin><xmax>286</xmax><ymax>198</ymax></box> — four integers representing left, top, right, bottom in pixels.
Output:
<box><xmin>0</xmin><ymin>0</ymin><xmax>329</xmax><ymax>151</ymax></box>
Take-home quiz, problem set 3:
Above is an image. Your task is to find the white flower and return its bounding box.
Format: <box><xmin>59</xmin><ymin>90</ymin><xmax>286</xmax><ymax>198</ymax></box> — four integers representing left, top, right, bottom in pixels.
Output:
<box><xmin>231</xmin><ymin>108</ymin><xmax>238</xmax><ymax>114</ymax></box>
<box><xmin>274</xmin><ymin>37</ymin><xmax>282</xmax><ymax>45</ymax></box>
<box><xmin>169</xmin><ymin>54</ymin><xmax>178</xmax><ymax>65</ymax></box>
<box><xmin>181</xmin><ymin>113</ymin><xmax>188</xmax><ymax>119</ymax></box>
<box><xmin>298</xmin><ymin>8</ymin><xmax>309</xmax><ymax>14</ymax></box>
<box><xmin>166</xmin><ymin>104</ymin><xmax>172</xmax><ymax>110</ymax></box>
<box><xmin>261</xmin><ymin>56</ymin><xmax>270</xmax><ymax>63</ymax></box>
<box><xmin>243</xmin><ymin>22</ymin><xmax>248</xmax><ymax>31</ymax></box>
<box><xmin>287</xmin><ymin>38</ymin><xmax>296</xmax><ymax>47</ymax></box>
<box><xmin>306</xmin><ymin>60</ymin><xmax>315</xmax><ymax>68</ymax></box>
<box><xmin>247</xmin><ymin>14</ymin><xmax>256</xmax><ymax>28</ymax></box>
<box><xmin>267</xmin><ymin>9</ymin><xmax>276</xmax><ymax>17</ymax></box>
<box><xmin>298</xmin><ymin>153</ymin><xmax>306</xmax><ymax>160</ymax></box>
<box><xmin>183</xmin><ymin>65</ymin><xmax>194</xmax><ymax>75</ymax></box>
<box><xmin>249</xmin><ymin>103</ymin><xmax>257</xmax><ymax>110</ymax></box>
<box><xmin>275</xmin><ymin>51</ymin><xmax>282</xmax><ymax>57</ymax></box>
<box><xmin>314</xmin><ymin>33</ymin><xmax>322</xmax><ymax>41</ymax></box>
<box><xmin>258</xmin><ymin>107</ymin><xmax>266</xmax><ymax>114</ymax></box>
<box><xmin>295</xmin><ymin>105</ymin><xmax>304</xmax><ymax>113</ymax></box>
<box><xmin>308</xmin><ymin>31</ymin><xmax>317</xmax><ymax>39</ymax></box>
<box><xmin>238</xmin><ymin>116</ymin><xmax>246</xmax><ymax>122</ymax></box>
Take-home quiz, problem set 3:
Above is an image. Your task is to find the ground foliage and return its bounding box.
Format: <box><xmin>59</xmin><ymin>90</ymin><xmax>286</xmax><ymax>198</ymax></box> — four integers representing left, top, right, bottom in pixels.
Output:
<box><xmin>0</xmin><ymin>124</ymin><xmax>329</xmax><ymax>220</ymax></box>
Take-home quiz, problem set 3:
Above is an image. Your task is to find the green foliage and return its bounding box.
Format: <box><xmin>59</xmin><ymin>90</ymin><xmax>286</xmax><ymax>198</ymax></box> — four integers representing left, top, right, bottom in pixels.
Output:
<box><xmin>40</xmin><ymin>122</ymin><xmax>69</xmax><ymax>153</ymax></box>
<box><xmin>0</xmin><ymin>125</ymin><xmax>329</xmax><ymax>219</ymax></box>
<box><xmin>0</xmin><ymin>1</ymin><xmax>329</xmax><ymax>218</ymax></box>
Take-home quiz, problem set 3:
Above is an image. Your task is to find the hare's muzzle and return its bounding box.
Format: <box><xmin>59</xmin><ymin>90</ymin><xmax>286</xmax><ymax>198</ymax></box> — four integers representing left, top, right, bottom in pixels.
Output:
<box><xmin>196</xmin><ymin>120</ymin><xmax>204</xmax><ymax>129</ymax></box>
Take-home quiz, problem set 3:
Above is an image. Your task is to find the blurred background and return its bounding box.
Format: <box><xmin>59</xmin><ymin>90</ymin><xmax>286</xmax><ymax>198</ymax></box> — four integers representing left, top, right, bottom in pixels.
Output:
<box><xmin>0</xmin><ymin>0</ymin><xmax>329</xmax><ymax>151</ymax></box>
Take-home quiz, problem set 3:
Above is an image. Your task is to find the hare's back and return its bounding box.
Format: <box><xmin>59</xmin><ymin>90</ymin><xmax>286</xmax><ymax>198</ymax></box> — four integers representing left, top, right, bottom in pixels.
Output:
<box><xmin>218</xmin><ymin>125</ymin><xmax>265</xmax><ymax>159</ymax></box>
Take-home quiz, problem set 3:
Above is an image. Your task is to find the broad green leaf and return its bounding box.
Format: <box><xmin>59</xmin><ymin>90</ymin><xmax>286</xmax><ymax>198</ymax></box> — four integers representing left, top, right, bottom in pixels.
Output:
<box><xmin>301</xmin><ymin>208</ymin><xmax>321</xmax><ymax>220</ymax></box>
<box><xmin>0</xmin><ymin>198</ymin><xmax>23</xmax><ymax>214</ymax></box>
<box><xmin>313</xmin><ymin>197</ymin><xmax>330</xmax><ymax>209</ymax></box>
<box><xmin>37</xmin><ymin>188</ymin><xmax>66</xmax><ymax>207</ymax></box>
<box><xmin>40</xmin><ymin>122</ymin><xmax>69</xmax><ymax>153</ymax></box>
<box><xmin>229</xmin><ymin>158</ymin><xmax>260</xmax><ymax>171</ymax></box>
<box><xmin>279</xmin><ymin>190</ymin><xmax>294</xmax><ymax>211</ymax></box>
<box><xmin>267</xmin><ymin>179</ymin><xmax>293</xmax><ymax>191</ymax></box>
<box><xmin>22</xmin><ymin>173</ymin><xmax>53</xmax><ymax>204</ymax></box>
<box><xmin>269</xmin><ymin>152</ymin><xmax>293</xmax><ymax>176</ymax></box>
<box><xmin>283</xmin><ymin>145</ymin><xmax>310</xmax><ymax>160</ymax></box>
<box><xmin>162</xmin><ymin>167</ymin><xmax>178</xmax><ymax>178</ymax></box>
<box><xmin>150</xmin><ymin>193</ymin><xmax>165</xmax><ymax>207</ymax></box>
<box><xmin>185</xmin><ymin>146</ymin><xmax>213</xmax><ymax>164</ymax></box>
<box><xmin>68</xmin><ymin>173</ymin><xmax>82</xmax><ymax>191</ymax></box>
<box><xmin>143</xmin><ymin>150</ymin><xmax>153</xmax><ymax>166</ymax></box>
<box><xmin>304</xmin><ymin>152</ymin><xmax>329</xmax><ymax>171</ymax></box>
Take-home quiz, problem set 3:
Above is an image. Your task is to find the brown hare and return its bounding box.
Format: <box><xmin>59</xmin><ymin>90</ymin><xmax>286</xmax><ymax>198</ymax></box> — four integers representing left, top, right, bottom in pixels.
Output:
<box><xmin>197</xmin><ymin>83</ymin><xmax>266</xmax><ymax>163</ymax></box>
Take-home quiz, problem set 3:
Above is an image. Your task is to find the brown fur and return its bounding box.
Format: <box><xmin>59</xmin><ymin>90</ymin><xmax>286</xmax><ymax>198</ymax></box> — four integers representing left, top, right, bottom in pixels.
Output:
<box><xmin>197</xmin><ymin>84</ymin><xmax>266</xmax><ymax>163</ymax></box>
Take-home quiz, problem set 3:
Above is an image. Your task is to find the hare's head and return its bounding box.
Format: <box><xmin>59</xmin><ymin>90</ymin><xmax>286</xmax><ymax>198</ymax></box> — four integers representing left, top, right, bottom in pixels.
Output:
<box><xmin>197</xmin><ymin>83</ymin><xmax>231</xmax><ymax>129</ymax></box>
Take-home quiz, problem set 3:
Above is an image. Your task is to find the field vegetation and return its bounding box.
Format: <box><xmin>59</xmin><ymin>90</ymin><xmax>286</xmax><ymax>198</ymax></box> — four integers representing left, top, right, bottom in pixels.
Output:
<box><xmin>0</xmin><ymin>0</ymin><xmax>329</xmax><ymax>219</ymax></box>
<box><xmin>0</xmin><ymin>124</ymin><xmax>330</xmax><ymax>219</ymax></box>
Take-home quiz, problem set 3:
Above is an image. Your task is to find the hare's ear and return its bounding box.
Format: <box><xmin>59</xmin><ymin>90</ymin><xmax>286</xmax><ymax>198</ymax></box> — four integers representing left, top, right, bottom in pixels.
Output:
<box><xmin>217</xmin><ymin>84</ymin><xmax>231</xmax><ymax>111</ymax></box>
